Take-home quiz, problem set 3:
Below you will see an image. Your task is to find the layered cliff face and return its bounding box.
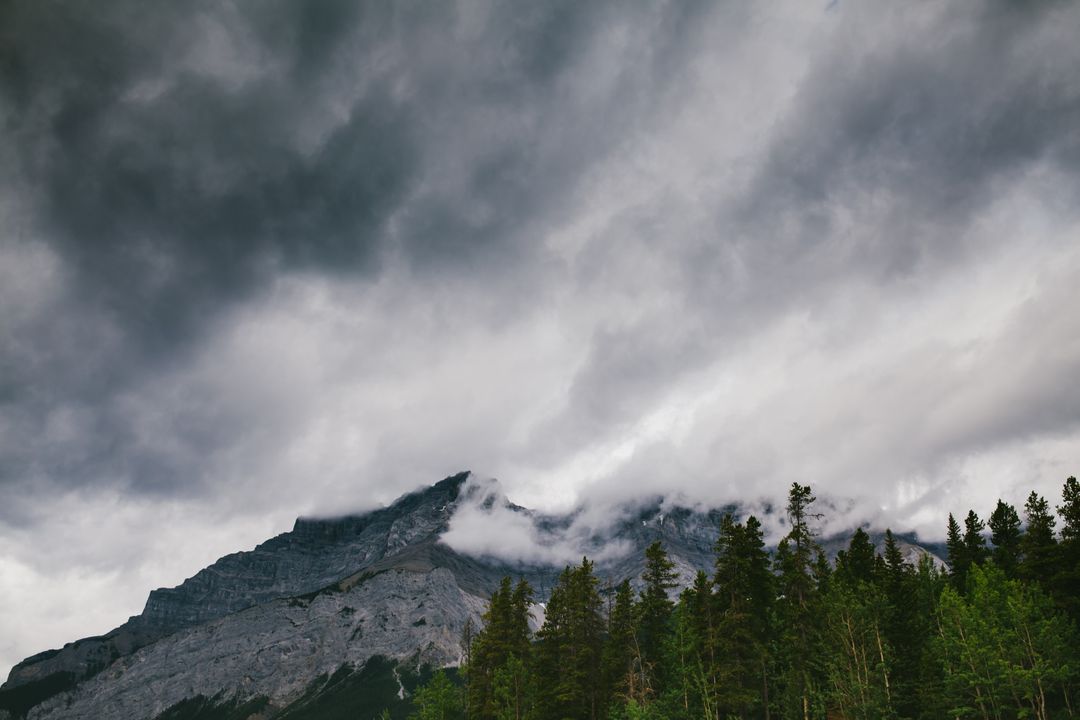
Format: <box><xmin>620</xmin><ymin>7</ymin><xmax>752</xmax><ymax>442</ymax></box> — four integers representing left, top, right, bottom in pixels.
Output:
<box><xmin>2</xmin><ymin>473</ymin><xmax>470</xmax><ymax>695</ymax></box>
<box><xmin>26</xmin><ymin>567</ymin><xmax>487</xmax><ymax>720</ymax></box>
<box><xmin>1</xmin><ymin>473</ymin><xmax>945</xmax><ymax>720</ymax></box>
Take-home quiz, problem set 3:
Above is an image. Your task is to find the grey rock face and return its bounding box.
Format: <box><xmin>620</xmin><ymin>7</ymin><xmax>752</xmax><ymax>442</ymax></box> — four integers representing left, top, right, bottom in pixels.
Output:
<box><xmin>4</xmin><ymin>473</ymin><xmax>469</xmax><ymax>692</ymax></box>
<box><xmin>27</xmin><ymin>567</ymin><xmax>486</xmax><ymax>720</ymax></box>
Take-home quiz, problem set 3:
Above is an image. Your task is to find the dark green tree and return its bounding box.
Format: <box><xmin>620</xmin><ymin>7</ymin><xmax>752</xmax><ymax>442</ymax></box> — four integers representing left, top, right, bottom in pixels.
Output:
<box><xmin>1019</xmin><ymin>491</ymin><xmax>1057</xmax><ymax>586</ymax></box>
<box><xmin>638</xmin><ymin>541</ymin><xmax>677</xmax><ymax>692</ymax></box>
<box><xmin>773</xmin><ymin>483</ymin><xmax>826</xmax><ymax>720</ymax></box>
<box><xmin>879</xmin><ymin>530</ymin><xmax>921</xmax><ymax>718</ymax></box>
<box><xmin>945</xmin><ymin>513</ymin><xmax>967</xmax><ymax>591</ymax></box>
<box><xmin>602</xmin><ymin>579</ymin><xmax>638</xmax><ymax>706</ymax></box>
<box><xmin>835</xmin><ymin>528</ymin><xmax>877</xmax><ymax>587</ymax></box>
<box><xmin>1059</xmin><ymin>476</ymin><xmax>1080</xmax><ymax>541</ymax></box>
<box><xmin>988</xmin><ymin>499</ymin><xmax>1022</xmax><ymax>578</ymax></box>
<box><xmin>713</xmin><ymin>514</ymin><xmax>773</xmax><ymax>718</ymax></box>
<box><xmin>1055</xmin><ymin>476</ymin><xmax>1080</xmax><ymax>622</ymax></box>
<box><xmin>821</xmin><ymin>580</ymin><xmax>894</xmax><ymax>719</ymax></box>
<box><xmin>467</xmin><ymin>578</ymin><xmax>534</xmax><ymax>720</ymax></box>
<box><xmin>534</xmin><ymin>559</ymin><xmax>604</xmax><ymax>720</ymax></box>
<box><xmin>412</xmin><ymin>670</ymin><xmax>463</xmax><ymax>720</ymax></box>
<box><xmin>962</xmin><ymin>510</ymin><xmax>988</xmax><ymax>571</ymax></box>
<box><xmin>934</xmin><ymin>564</ymin><xmax>1079</xmax><ymax>720</ymax></box>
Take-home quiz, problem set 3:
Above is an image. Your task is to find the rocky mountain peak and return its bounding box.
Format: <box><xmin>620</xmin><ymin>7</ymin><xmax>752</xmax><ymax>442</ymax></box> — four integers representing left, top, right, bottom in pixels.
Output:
<box><xmin>1</xmin><ymin>473</ymin><xmax>947</xmax><ymax>720</ymax></box>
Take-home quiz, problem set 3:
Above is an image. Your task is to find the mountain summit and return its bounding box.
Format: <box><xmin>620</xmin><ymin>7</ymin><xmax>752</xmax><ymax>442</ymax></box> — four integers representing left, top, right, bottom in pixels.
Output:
<box><xmin>0</xmin><ymin>473</ymin><xmax>939</xmax><ymax>720</ymax></box>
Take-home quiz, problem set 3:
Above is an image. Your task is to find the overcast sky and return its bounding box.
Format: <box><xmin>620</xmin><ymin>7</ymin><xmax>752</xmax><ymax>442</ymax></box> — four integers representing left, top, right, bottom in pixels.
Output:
<box><xmin>3</xmin><ymin>0</ymin><xmax>1080</xmax><ymax>680</ymax></box>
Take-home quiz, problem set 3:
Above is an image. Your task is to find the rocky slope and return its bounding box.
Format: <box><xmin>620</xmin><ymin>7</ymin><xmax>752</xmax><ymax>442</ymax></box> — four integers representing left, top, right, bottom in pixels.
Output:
<box><xmin>26</xmin><ymin>567</ymin><xmax>486</xmax><ymax>720</ymax></box>
<box><xmin>2</xmin><ymin>473</ymin><xmax>471</xmax><ymax>694</ymax></box>
<box><xmin>1</xmin><ymin>472</ymin><xmax>945</xmax><ymax>720</ymax></box>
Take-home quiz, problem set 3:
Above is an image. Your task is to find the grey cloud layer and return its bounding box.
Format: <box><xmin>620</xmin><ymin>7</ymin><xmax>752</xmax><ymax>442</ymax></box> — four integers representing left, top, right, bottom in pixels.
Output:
<box><xmin>2</xmin><ymin>0</ymin><xmax>1080</xmax><ymax>680</ymax></box>
<box><xmin>1</xmin><ymin>0</ymin><xmax>699</xmax><ymax>502</ymax></box>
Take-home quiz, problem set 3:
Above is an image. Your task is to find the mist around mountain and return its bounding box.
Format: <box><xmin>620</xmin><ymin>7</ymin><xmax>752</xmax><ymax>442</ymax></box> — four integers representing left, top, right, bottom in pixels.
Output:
<box><xmin>1</xmin><ymin>472</ymin><xmax>1077</xmax><ymax>720</ymax></box>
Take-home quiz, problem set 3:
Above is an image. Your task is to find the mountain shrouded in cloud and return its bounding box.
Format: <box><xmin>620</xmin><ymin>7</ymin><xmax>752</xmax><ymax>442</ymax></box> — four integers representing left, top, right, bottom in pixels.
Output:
<box><xmin>2</xmin><ymin>0</ymin><xmax>1080</xmax><ymax>681</ymax></box>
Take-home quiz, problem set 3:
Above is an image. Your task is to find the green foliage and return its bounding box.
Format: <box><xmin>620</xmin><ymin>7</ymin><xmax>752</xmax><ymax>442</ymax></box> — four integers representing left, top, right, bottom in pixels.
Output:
<box><xmin>934</xmin><ymin>564</ymin><xmax>1079</xmax><ymax>720</ymax></box>
<box><xmin>457</xmin><ymin>478</ymin><xmax>1080</xmax><ymax>720</ymax></box>
<box><xmin>602</xmin><ymin>579</ymin><xmax>639</xmax><ymax>705</ymax></box>
<box><xmin>1055</xmin><ymin>476</ymin><xmax>1080</xmax><ymax>623</ymax></box>
<box><xmin>637</xmin><ymin>541</ymin><xmax>677</xmax><ymax>690</ymax></box>
<box><xmin>1058</xmin><ymin>476</ymin><xmax>1080</xmax><ymax>541</ymax></box>
<box><xmin>989</xmin><ymin>500</ymin><xmax>1022</xmax><ymax>578</ymax></box>
<box><xmin>772</xmin><ymin>483</ymin><xmax>828</xmax><ymax>720</ymax></box>
<box><xmin>836</xmin><ymin>528</ymin><xmax>877</xmax><ymax>586</ymax></box>
<box><xmin>534</xmin><ymin>558</ymin><xmax>605</xmax><ymax>720</ymax></box>
<box><xmin>467</xmin><ymin>577</ymin><xmax>534</xmax><ymax>720</ymax></box>
<box><xmin>712</xmin><ymin>513</ymin><xmax>772</xmax><ymax>718</ymax></box>
<box><xmin>1020</xmin><ymin>491</ymin><xmax>1058</xmax><ymax>593</ymax></box>
<box><xmin>947</xmin><ymin>513</ymin><xmax>967</xmax><ymax>591</ymax></box>
<box><xmin>821</xmin><ymin>582</ymin><xmax>895</xmax><ymax>719</ymax></box>
<box><xmin>412</xmin><ymin>671</ymin><xmax>463</xmax><ymax>720</ymax></box>
<box><xmin>963</xmin><ymin>511</ymin><xmax>989</xmax><ymax>572</ymax></box>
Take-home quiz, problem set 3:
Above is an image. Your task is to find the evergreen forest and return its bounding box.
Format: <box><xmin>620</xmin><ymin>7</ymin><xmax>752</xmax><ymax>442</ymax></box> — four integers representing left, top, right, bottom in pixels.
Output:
<box><xmin>410</xmin><ymin>476</ymin><xmax>1080</xmax><ymax>720</ymax></box>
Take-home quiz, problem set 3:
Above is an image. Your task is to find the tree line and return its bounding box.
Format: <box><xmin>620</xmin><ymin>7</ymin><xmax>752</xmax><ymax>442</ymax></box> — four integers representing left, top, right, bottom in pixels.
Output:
<box><xmin>410</xmin><ymin>476</ymin><xmax>1080</xmax><ymax>720</ymax></box>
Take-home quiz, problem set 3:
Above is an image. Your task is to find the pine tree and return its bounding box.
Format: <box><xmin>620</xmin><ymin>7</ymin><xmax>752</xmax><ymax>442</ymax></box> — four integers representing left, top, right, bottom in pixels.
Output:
<box><xmin>988</xmin><ymin>500</ymin><xmax>1022</xmax><ymax>578</ymax></box>
<box><xmin>533</xmin><ymin>559</ymin><xmax>604</xmax><ymax>720</ymax></box>
<box><xmin>880</xmin><ymin>530</ymin><xmax>921</xmax><ymax>719</ymax></box>
<box><xmin>713</xmin><ymin>514</ymin><xmax>772</xmax><ymax>718</ymax></box>
<box><xmin>467</xmin><ymin>577</ymin><xmax>534</xmax><ymax>720</ymax></box>
<box><xmin>945</xmin><ymin>513</ymin><xmax>967</xmax><ymax>591</ymax></box>
<box><xmin>836</xmin><ymin>528</ymin><xmax>877</xmax><ymax>587</ymax></box>
<box><xmin>638</xmin><ymin>541</ymin><xmax>677</xmax><ymax>693</ymax></box>
<box><xmin>912</xmin><ymin>553</ymin><xmax>949</xmax><ymax>717</ymax></box>
<box><xmin>1059</xmin><ymin>476</ymin><xmax>1080</xmax><ymax>541</ymax></box>
<box><xmin>962</xmin><ymin>510</ymin><xmax>988</xmax><ymax>570</ymax></box>
<box><xmin>774</xmin><ymin>483</ymin><xmax>826</xmax><ymax>720</ymax></box>
<box><xmin>1019</xmin><ymin>491</ymin><xmax>1057</xmax><ymax>586</ymax></box>
<box><xmin>602</xmin><ymin>579</ymin><xmax>638</xmax><ymax>707</ymax></box>
<box><xmin>1055</xmin><ymin>476</ymin><xmax>1080</xmax><ymax>623</ymax></box>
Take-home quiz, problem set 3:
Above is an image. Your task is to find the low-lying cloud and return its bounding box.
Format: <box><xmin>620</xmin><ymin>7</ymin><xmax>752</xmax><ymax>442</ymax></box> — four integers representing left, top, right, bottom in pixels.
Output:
<box><xmin>440</xmin><ymin>475</ymin><xmax>633</xmax><ymax>566</ymax></box>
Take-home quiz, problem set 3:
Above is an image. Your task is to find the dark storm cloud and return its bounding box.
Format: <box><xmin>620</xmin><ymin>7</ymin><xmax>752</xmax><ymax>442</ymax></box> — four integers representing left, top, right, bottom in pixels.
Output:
<box><xmin>731</xmin><ymin>2</ymin><xmax>1080</xmax><ymax>286</ymax></box>
<box><xmin>537</xmin><ymin>1</ymin><xmax>1080</xmax><ymax>470</ymax></box>
<box><xmin>5</xmin><ymin>2</ymin><xmax>409</xmax><ymax>350</ymax></box>
<box><xmin>3</xmin><ymin>0</ymin><xmax>1080</xmax><ymax>680</ymax></box>
<box><xmin>0</xmin><ymin>0</ymin><xmax>707</xmax><ymax>501</ymax></box>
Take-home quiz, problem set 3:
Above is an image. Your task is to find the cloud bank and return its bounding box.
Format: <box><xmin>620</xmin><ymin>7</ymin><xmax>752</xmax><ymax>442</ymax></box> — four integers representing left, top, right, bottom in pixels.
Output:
<box><xmin>440</xmin><ymin>475</ymin><xmax>633</xmax><ymax>566</ymax></box>
<box><xmin>2</xmin><ymin>0</ymin><xmax>1080</xmax><ymax>678</ymax></box>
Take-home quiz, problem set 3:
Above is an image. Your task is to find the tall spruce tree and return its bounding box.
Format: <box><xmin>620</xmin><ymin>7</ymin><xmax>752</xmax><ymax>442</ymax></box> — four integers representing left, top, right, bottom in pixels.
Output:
<box><xmin>533</xmin><ymin>559</ymin><xmax>604</xmax><ymax>720</ymax></box>
<box><xmin>774</xmin><ymin>482</ymin><xmax>825</xmax><ymax>720</ymax></box>
<box><xmin>962</xmin><ymin>510</ymin><xmax>988</xmax><ymax>569</ymax></box>
<box><xmin>1055</xmin><ymin>476</ymin><xmax>1080</xmax><ymax>622</ymax></box>
<box><xmin>1020</xmin><ymin>491</ymin><xmax>1058</xmax><ymax>586</ymax></box>
<box><xmin>1059</xmin><ymin>476</ymin><xmax>1080</xmax><ymax>541</ymax></box>
<box><xmin>602</xmin><ymin>579</ymin><xmax>638</xmax><ymax>708</ymax></box>
<box><xmin>835</xmin><ymin>528</ymin><xmax>877</xmax><ymax>586</ymax></box>
<box><xmin>945</xmin><ymin>513</ymin><xmax>967</xmax><ymax>591</ymax></box>
<box><xmin>467</xmin><ymin>578</ymin><xmax>534</xmax><ymax>720</ymax></box>
<box><xmin>988</xmin><ymin>499</ymin><xmax>1022</xmax><ymax>578</ymax></box>
<box><xmin>880</xmin><ymin>530</ymin><xmax>921</xmax><ymax>718</ymax></box>
<box><xmin>713</xmin><ymin>514</ymin><xmax>773</xmax><ymax>718</ymax></box>
<box><xmin>638</xmin><ymin>541</ymin><xmax>677</xmax><ymax>693</ymax></box>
